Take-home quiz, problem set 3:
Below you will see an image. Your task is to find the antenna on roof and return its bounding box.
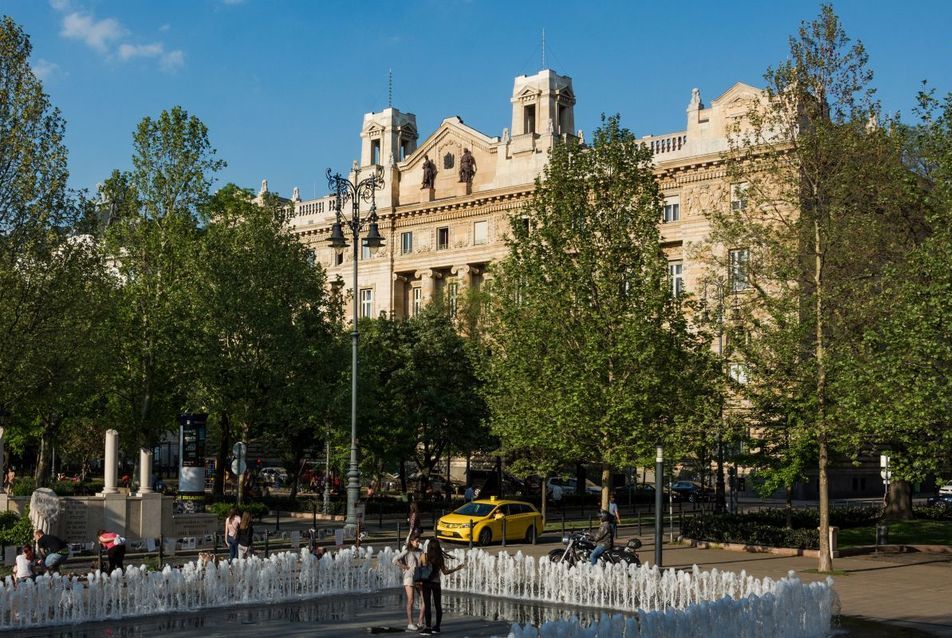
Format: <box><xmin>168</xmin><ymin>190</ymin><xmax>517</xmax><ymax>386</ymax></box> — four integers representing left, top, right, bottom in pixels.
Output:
<box><xmin>541</xmin><ymin>28</ymin><xmax>545</xmax><ymax>69</ymax></box>
<box><xmin>388</xmin><ymin>68</ymin><xmax>392</xmax><ymax>108</ymax></box>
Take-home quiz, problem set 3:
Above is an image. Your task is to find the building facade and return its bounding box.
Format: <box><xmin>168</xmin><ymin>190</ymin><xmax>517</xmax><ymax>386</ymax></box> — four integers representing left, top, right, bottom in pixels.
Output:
<box><xmin>257</xmin><ymin>67</ymin><xmax>884</xmax><ymax>499</ymax></box>
<box><xmin>264</xmin><ymin>68</ymin><xmax>763</xmax><ymax>323</ymax></box>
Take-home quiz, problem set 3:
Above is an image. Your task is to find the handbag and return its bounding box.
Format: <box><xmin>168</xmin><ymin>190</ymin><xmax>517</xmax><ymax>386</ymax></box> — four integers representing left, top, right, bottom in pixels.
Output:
<box><xmin>412</xmin><ymin>564</ymin><xmax>432</xmax><ymax>583</ymax></box>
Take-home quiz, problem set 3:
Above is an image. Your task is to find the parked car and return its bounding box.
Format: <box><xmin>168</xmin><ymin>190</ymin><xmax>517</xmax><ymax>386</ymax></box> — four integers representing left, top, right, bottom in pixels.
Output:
<box><xmin>547</xmin><ymin>477</ymin><xmax>601</xmax><ymax>496</ymax></box>
<box><xmin>436</xmin><ymin>498</ymin><xmax>543</xmax><ymax>546</ymax></box>
<box><xmin>938</xmin><ymin>481</ymin><xmax>952</xmax><ymax>496</ymax></box>
<box><xmin>670</xmin><ymin>480</ymin><xmax>714</xmax><ymax>503</ymax></box>
<box><xmin>927</xmin><ymin>494</ymin><xmax>952</xmax><ymax>509</ymax></box>
<box><xmin>260</xmin><ymin>466</ymin><xmax>288</xmax><ymax>486</ymax></box>
<box><xmin>614</xmin><ymin>483</ymin><xmax>659</xmax><ymax>504</ymax></box>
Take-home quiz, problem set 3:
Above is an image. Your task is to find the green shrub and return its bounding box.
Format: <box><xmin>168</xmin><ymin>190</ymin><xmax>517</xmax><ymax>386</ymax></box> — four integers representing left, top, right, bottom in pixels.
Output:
<box><xmin>10</xmin><ymin>477</ymin><xmax>35</xmax><ymax>496</ymax></box>
<box><xmin>0</xmin><ymin>507</ymin><xmax>33</xmax><ymax>546</ymax></box>
<box><xmin>913</xmin><ymin>504</ymin><xmax>952</xmax><ymax>521</ymax></box>
<box><xmin>683</xmin><ymin>513</ymin><xmax>820</xmax><ymax>549</ymax></box>
<box><xmin>208</xmin><ymin>501</ymin><xmax>269</xmax><ymax>520</ymax></box>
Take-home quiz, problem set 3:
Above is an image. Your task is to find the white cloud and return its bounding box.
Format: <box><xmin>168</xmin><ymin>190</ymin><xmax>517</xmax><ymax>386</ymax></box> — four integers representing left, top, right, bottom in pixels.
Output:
<box><xmin>32</xmin><ymin>59</ymin><xmax>60</xmax><ymax>81</ymax></box>
<box><xmin>60</xmin><ymin>11</ymin><xmax>126</xmax><ymax>52</ymax></box>
<box><xmin>220</xmin><ymin>0</ymin><xmax>245</xmax><ymax>5</ymax></box>
<box><xmin>159</xmin><ymin>23</ymin><xmax>171</xmax><ymax>33</ymax></box>
<box><xmin>49</xmin><ymin>0</ymin><xmax>70</xmax><ymax>11</ymax></box>
<box><xmin>118</xmin><ymin>42</ymin><xmax>184</xmax><ymax>72</ymax></box>
<box><xmin>160</xmin><ymin>49</ymin><xmax>185</xmax><ymax>71</ymax></box>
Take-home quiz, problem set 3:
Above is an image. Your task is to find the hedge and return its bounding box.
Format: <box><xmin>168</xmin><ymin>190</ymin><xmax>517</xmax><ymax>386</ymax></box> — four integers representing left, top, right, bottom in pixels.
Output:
<box><xmin>683</xmin><ymin>514</ymin><xmax>821</xmax><ymax>550</ymax></box>
<box><xmin>0</xmin><ymin>508</ymin><xmax>33</xmax><ymax>547</ymax></box>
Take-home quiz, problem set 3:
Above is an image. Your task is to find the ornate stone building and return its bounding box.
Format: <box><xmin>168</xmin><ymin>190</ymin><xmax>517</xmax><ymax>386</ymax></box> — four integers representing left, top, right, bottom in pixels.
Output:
<box><xmin>258</xmin><ymin>67</ymin><xmax>884</xmax><ymax>498</ymax></box>
<box><xmin>266</xmin><ymin>68</ymin><xmax>771</xmax><ymax>324</ymax></box>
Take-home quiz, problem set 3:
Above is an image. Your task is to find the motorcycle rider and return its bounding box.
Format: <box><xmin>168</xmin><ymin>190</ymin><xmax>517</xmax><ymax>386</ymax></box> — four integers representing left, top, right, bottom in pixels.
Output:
<box><xmin>589</xmin><ymin>510</ymin><xmax>614</xmax><ymax>565</ymax></box>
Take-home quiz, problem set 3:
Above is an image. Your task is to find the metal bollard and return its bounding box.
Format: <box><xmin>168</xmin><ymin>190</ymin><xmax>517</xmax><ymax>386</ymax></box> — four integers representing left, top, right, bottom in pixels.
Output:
<box><xmin>638</xmin><ymin>512</ymin><xmax>642</xmax><ymax>536</ymax></box>
<box><xmin>502</xmin><ymin>517</ymin><xmax>507</xmax><ymax>547</ymax></box>
<box><xmin>276</xmin><ymin>508</ymin><xmax>281</xmax><ymax>532</ymax></box>
<box><xmin>214</xmin><ymin>532</ymin><xmax>219</xmax><ymax>558</ymax></box>
<box><xmin>312</xmin><ymin>500</ymin><xmax>317</xmax><ymax>529</ymax></box>
<box><xmin>397</xmin><ymin>522</ymin><xmax>402</xmax><ymax>547</ymax></box>
<box><xmin>561</xmin><ymin>513</ymin><xmax>566</xmax><ymax>539</ymax></box>
<box><xmin>98</xmin><ymin>545</ymin><xmax>104</xmax><ymax>572</ymax></box>
<box><xmin>379</xmin><ymin>500</ymin><xmax>383</xmax><ymax>528</ymax></box>
<box><xmin>158</xmin><ymin>534</ymin><xmax>164</xmax><ymax>569</ymax></box>
<box><xmin>680</xmin><ymin>510</ymin><xmax>684</xmax><ymax>534</ymax></box>
<box><xmin>588</xmin><ymin>515</ymin><xmax>593</xmax><ymax>533</ymax></box>
<box><xmin>431</xmin><ymin>511</ymin><xmax>436</xmax><ymax>531</ymax></box>
<box><xmin>264</xmin><ymin>530</ymin><xmax>269</xmax><ymax>557</ymax></box>
<box><xmin>468</xmin><ymin>519</ymin><xmax>475</xmax><ymax>549</ymax></box>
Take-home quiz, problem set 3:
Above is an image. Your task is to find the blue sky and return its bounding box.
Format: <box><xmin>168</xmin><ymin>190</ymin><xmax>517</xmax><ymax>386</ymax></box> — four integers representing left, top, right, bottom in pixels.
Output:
<box><xmin>4</xmin><ymin>0</ymin><xmax>952</xmax><ymax>199</ymax></box>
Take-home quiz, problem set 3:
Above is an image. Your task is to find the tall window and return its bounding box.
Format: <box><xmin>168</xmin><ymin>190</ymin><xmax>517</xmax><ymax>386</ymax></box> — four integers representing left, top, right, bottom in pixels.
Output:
<box><xmin>524</xmin><ymin>104</ymin><xmax>536</xmax><ymax>134</ymax></box>
<box><xmin>448</xmin><ymin>282</ymin><xmax>459</xmax><ymax>315</ymax></box>
<box><xmin>668</xmin><ymin>261</ymin><xmax>684</xmax><ymax>297</ymax></box>
<box><xmin>371</xmin><ymin>140</ymin><xmax>381</xmax><ymax>165</ymax></box>
<box><xmin>663</xmin><ymin>197</ymin><xmax>680</xmax><ymax>223</ymax></box>
<box><xmin>359</xmin><ymin>288</ymin><xmax>373</xmax><ymax>318</ymax></box>
<box><xmin>437</xmin><ymin>227</ymin><xmax>449</xmax><ymax>251</ymax></box>
<box><xmin>401</xmin><ymin>231</ymin><xmax>413</xmax><ymax>255</ymax></box>
<box><xmin>473</xmin><ymin>220</ymin><xmax>488</xmax><ymax>245</ymax></box>
<box><xmin>412</xmin><ymin>287</ymin><xmax>422</xmax><ymax>316</ymax></box>
<box><xmin>731</xmin><ymin>183</ymin><xmax>749</xmax><ymax>211</ymax></box>
<box><xmin>729</xmin><ymin>248</ymin><xmax>749</xmax><ymax>292</ymax></box>
<box><xmin>361</xmin><ymin>242</ymin><xmax>371</xmax><ymax>260</ymax></box>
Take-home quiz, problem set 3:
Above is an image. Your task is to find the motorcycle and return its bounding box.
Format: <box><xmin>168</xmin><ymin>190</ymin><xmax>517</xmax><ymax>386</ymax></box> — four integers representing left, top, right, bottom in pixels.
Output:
<box><xmin>547</xmin><ymin>531</ymin><xmax>641</xmax><ymax>567</ymax></box>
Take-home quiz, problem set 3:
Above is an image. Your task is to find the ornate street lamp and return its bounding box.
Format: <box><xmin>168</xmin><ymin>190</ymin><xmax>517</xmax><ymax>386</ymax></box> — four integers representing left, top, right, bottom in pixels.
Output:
<box><xmin>326</xmin><ymin>166</ymin><xmax>384</xmax><ymax>532</ymax></box>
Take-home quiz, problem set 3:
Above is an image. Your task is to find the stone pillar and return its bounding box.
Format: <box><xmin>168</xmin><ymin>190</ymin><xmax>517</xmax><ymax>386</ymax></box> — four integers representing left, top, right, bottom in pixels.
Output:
<box><xmin>102</xmin><ymin>429</ymin><xmax>119</xmax><ymax>495</ymax></box>
<box><xmin>138</xmin><ymin>448</ymin><xmax>153</xmax><ymax>495</ymax></box>
<box><xmin>451</xmin><ymin>264</ymin><xmax>475</xmax><ymax>289</ymax></box>
<box><xmin>416</xmin><ymin>269</ymin><xmax>439</xmax><ymax>305</ymax></box>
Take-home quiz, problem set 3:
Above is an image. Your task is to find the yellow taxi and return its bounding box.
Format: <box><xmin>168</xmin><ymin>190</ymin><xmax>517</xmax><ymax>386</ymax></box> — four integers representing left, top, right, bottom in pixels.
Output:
<box><xmin>436</xmin><ymin>497</ymin><xmax>544</xmax><ymax>546</ymax></box>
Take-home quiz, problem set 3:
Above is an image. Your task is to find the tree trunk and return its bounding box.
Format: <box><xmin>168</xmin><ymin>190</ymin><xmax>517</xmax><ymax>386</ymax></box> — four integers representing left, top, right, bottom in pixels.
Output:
<box><xmin>398</xmin><ymin>459</ymin><xmax>407</xmax><ymax>495</ymax></box>
<box><xmin>575</xmin><ymin>463</ymin><xmax>585</xmax><ymax>497</ymax></box>
<box><xmin>814</xmin><ymin>216</ymin><xmax>833</xmax><ymax>573</ymax></box>
<box><xmin>601</xmin><ymin>464</ymin><xmax>611</xmax><ymax>511</ymax></box>
<box><xmin>34</xmin><ymin>429</ymin><xmax>50</xmax><ymax>487</ymax></box>
<box><xmin>540</xmin><ymin>472</ymin><xmax>548</xmax><ymax>531</ymax></box>
<box><xmin>883</xmin><ymin>479</ymin><xmax>913</xmax><ymax>520</ymax></box>
<box><xmin>213</xmin><ymin>412</ymin><xmax>230</xmax><ymax>497</ymax></box>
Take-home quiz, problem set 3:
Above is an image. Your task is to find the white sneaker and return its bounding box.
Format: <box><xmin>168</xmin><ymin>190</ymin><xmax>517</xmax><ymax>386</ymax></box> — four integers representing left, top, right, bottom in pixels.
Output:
<box><xmin>407</xmin><ymin>624</ymin><xmax>419</xmax><ymax>631</ymax></box>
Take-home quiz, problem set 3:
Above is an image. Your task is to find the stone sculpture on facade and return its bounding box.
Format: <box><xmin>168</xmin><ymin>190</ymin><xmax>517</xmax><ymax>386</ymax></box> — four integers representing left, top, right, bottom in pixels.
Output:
<box><xmin>421</xmin><ymin>154</ymin><xmax>437</xmax><ymax>188</ymax></box>
<box><xmin>459</xmin><ymin>148</ymin><xmax>477</xmax><ymax>184</ymax></box>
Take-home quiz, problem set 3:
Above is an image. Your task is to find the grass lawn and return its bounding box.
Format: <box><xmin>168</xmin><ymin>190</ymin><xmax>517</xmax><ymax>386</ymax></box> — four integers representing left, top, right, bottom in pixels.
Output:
<box><xmin>838</xmin><ymin>519</ymin><xmax>952</xmax><ymax>547</ymax></box>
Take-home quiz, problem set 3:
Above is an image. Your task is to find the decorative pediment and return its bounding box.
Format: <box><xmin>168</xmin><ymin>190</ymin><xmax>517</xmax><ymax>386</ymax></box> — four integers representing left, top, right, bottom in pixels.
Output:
<box><xmin>712</xmin><ymin>82</ymin><xmax>762</xmax><ymax>107</ymax></box>
<box><xmin>513</xmin><ymin>86</ymin><xmax>542</xmax><ymax>103</ymax></box>
<box><xmin>400</xmin><ymin>118</ymin><xmax>496</xmax><ymax>172</ymax></box>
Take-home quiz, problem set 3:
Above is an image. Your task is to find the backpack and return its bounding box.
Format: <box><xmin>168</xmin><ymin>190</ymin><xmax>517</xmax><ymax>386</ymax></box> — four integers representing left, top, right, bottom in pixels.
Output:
<box><xmin>413</xmin><ymin>564</ymin><xmax>432</xmax><ymax>583</ymax></box>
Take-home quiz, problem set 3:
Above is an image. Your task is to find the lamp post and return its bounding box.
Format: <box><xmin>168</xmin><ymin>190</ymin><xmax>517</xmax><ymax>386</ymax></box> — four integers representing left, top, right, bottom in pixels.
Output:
<box><xmin>704</xmin><ymin>280</ymin><xmax>731</xmax><ymax>514</ymax></box>
<box><xmin>326</xmin><ymin>166</ymin><xmax>385</xmax><ymax>533</ymax></box>
<box><xmin>654</xmin><ymin>445</ymin><xmax>664</xmax><ymax>568</ymax></box>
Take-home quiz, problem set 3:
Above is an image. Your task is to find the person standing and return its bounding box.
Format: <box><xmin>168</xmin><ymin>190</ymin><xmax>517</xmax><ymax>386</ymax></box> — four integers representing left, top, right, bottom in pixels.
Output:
<box><xmin>608</xmin><ymin>494</ymin><xmax>621</xmax><ymax>536</ymax></box>
<box><xmin>97</xmin><ymin>529</ymin><xmax>126</xmax><ymax>573</ymax></box>
<box><xmin>224</xmin><ymin>508</ymin><xmax>241</xmax><ymax>560</ymax></box>
<box><xmin>550</xmin><ymin>482</ymin><xmax>563</xmax><ymax>510</ymax></box>
<box><xmin>33</xmin><ymin>529</ymin><xmax>70</xmax><ymax>573</ymax></box>
<box><xmin>392</xmin><ymin>533</ymin><xmax>424</xmax><ymax>631</ymax></box>
<box><xmin>419</xmin><ymin>538</ymin><xmax>465</xmax><ymax>635</ymax></box>
<box><xmin>236</xmin><ymin>511</ymin><xmax>254</xmax><ymax>558</ymax></box>
<box><xmin>463</xmin><ymin>485</ymin><xmax>474</xmax><ymax>503</ymax></box>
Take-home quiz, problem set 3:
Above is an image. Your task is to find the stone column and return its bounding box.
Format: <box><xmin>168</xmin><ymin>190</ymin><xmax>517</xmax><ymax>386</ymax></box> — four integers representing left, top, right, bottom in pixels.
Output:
<box><xmin>102</xmin><ymin>429</ymin><xmax>119</xmax><ymax>495</ymax></box>
<box><xmin>415</xmin><ymin>269</ymin><xmax>439</xmax><ymax>305</ymax></box>
<box><xmin>138</xmin><ymin>448</ymin><xmax>153</xmax><ymax>495</ymax></box>
<box><xmin>451</xmin><ymin>264</ymin><xmax>475</xmax><ymax>289</ymax></box>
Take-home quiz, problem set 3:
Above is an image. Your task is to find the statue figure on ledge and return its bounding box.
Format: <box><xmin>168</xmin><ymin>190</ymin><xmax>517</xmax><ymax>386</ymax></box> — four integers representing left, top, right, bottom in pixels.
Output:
<box><xmin>421</xmin><ymin>154</ymin><xmax>437</xmax><ymax>189</ymax></box>
<box><xmin>458</xmin><ymin>148</ymin><xmax>476</xmax><ymax>184</ymax></box>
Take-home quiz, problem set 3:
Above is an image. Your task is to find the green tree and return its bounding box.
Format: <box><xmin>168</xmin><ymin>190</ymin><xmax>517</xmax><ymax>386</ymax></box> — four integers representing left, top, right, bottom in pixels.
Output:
<box><xmin>359</xmin><ymin>304</ymin><xmax>490</xmax><ymax>495</ymax></box>
<box><xmin>839</xmin><ymin>89</ymin><xmax>952</xmax><ymax>517</ymax></box>
<box><xmin>486</xmin><ymin>116</ymin><xmax>712</xmax><ymax>511</ymax></box>
<box><xmin>707</xmin><ymin>5</ymin><xmax>925</xmax><ymax>570</ymax></box>
<box><xmin>101</xmin><ymin>106</ymin><xmax>224</xmax><ymax>451</ymax></box>
<box><xmin>185</xmin><ymin>185</ymin><xmax>335</xmax><ymax>501</ymax></box>
<box><xmin>0</xmin><ymin>17</ymin><xmax>76</xmax><ymax>407</ymax></box>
